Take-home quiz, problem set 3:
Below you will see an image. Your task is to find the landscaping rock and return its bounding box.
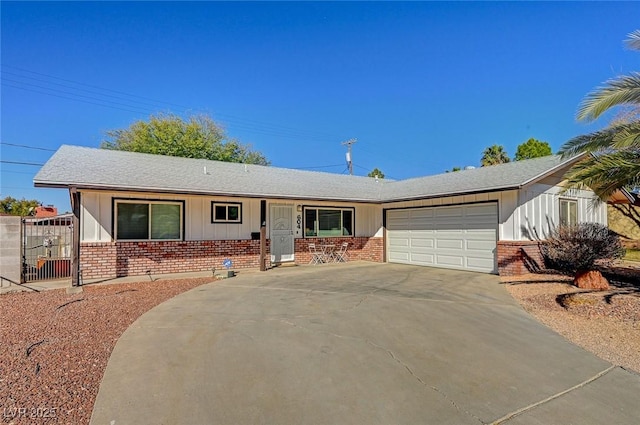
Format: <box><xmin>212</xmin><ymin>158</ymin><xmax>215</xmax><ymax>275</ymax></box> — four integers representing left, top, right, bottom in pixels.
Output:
<box><xmin>574</xmin><ymin>270</ymin><xmax>610</xmax><ymax>290</ymax></box>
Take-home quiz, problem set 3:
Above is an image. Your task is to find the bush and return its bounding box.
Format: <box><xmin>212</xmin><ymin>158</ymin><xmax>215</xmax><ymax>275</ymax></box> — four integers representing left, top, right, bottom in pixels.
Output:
<box><xmin>541</xmin><ymin>223</ymin><xmax>625</xmax><ymax>274</ymax></box>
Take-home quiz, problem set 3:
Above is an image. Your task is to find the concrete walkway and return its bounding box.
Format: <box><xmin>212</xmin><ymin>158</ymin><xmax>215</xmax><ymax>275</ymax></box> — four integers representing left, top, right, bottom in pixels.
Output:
<box><xmin>91</xmin><ymin>263</ymin><xmax>640</xmax><ymax>424</ymax></box>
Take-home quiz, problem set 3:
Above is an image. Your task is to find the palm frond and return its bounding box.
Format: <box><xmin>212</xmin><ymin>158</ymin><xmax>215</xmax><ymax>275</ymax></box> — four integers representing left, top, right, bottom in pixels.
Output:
<box><xmin>626</xmin><ymin>30</ymin><xmax>640</xmax><ymax>51</ymax></box>
<box><xmin>559</xmin><ymin>121</ymin><xmax>640</xmax><ymax>157</ymax></box>
<box><xmin>576</xmin><ymin>72</ymin><xmax>640</xmax><ymax>121</ymax></box>
<box><xmin>562</xmin><ymin>151</ymin><xmax>640</xmax><ymax>200</ymax></box>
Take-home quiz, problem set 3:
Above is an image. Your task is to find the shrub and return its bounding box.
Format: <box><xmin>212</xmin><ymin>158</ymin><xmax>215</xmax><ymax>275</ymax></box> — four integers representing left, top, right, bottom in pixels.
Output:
<box><xmin>541</xmin><ymin>223</ymin><xmax>625</xmax><ymax>274</ymax></box>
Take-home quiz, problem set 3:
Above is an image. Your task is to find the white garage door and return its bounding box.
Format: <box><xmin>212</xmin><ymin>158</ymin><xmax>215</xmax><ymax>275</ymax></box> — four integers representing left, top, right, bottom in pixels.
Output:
<box><xmin>386</xmin><ymin>203</ymin><xmax>498</xmax><ymax>273</ymax></box>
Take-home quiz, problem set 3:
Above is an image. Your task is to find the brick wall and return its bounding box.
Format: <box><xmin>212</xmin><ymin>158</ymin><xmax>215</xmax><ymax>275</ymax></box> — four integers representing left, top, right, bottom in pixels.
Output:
<box><xmin>80</xmin><ymin>237</ymin><xmax>383</xmax><ymax>279</ymax></box>
<box><xmin>294</xmin><ymin>237</ymin><xmax>383</xmax><ymax>265</ymax></box>
<box><xmin>497</xmin><ymin>240</ymin><xmax>545</xmax><ymax>276</ymax></box>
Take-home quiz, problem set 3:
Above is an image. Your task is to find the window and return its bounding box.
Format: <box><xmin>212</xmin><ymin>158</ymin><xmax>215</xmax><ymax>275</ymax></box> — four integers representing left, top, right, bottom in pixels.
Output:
<box><xmin>559</xmin><ymin>199</ymin><xmax>577</xmax><ymax>226</ymax></box>
<box><xmin>115</xmin><ymin>200</ymin><xmax>183</xmax><ymax>240</ymax></box>
<box><xmin>304</xmin><ymin>207</ymin><xmax>354</xmax><ymax>237</ymax></box>
<box><xmin>212</xmin><ymin>202</ymin><xmax>242</xmax><ymax>223</ymax></box>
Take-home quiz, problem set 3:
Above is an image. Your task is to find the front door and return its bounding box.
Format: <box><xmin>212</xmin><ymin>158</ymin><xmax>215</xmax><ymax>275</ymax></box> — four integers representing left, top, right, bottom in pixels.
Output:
<box><xmin>270</xmin><ymin>204</ymin><xmax>294</xmax><ymax>263</ymax></box>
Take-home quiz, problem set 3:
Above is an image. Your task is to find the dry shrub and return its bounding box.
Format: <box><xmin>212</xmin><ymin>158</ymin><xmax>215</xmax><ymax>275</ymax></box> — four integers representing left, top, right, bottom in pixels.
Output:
<box><xmin>541</xmin><ymin>223</ymin><xmax>625</xmax><ymax>274</ymax></box>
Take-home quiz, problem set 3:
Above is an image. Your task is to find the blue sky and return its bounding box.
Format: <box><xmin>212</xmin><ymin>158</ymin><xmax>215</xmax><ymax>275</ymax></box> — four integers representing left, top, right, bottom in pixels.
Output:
<box><xmin>1</xmin><ymin>1</ymin><xmax>639</xmax><ymax>212</ymax></box>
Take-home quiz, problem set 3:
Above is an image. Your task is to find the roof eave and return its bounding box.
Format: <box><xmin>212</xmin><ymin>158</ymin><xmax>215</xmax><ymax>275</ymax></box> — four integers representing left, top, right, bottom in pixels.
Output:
<box><xmin>34</xmin><ymin>181</ymin><xmax>380</xmax><ymax>204</ymax></box>
<box><xmin>381</xmin><ymin>185</ymin><xmax>521</xmax><ymax>204</ymax></box>
<box><xmin>519</xmin><ymin>153</ymin><xmax>589</xmax><ymax>189</ymax></box>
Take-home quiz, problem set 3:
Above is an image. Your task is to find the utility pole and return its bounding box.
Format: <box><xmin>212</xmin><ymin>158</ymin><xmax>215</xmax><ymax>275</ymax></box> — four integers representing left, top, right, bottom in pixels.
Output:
<box><xmin>342</xmin><ymin>138</ymin><xmax>357</xmax><ymax>175</ymax></box>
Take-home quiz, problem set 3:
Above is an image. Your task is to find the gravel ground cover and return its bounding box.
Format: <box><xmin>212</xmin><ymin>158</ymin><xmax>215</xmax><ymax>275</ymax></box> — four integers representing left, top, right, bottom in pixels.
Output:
<box><xmin>504</xmin><ymin>273</ymin><xmax>640</xmax><ymax>374</ymax></box>
<box><xmin>0</xmin><ymin>278</ymin><xmax>210</xmax><ymax>425</ymax></box>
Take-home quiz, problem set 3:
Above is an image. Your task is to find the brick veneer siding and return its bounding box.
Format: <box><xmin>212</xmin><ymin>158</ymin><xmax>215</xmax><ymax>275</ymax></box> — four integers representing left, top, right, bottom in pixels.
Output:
<box><xmin>80</xmin><ymin>240</ymin><xmax>268</xmax><ymax>279</ymax></box>
<box><xmin>80</xmin><ymin>236</ymin><xmax>383</xmax><ymax>279</ymax></box>
<box><xmin>497</xmin><ymin>240</ymin><xmax>545</xmax><ymax>276</ymax></box>
<box><xmin>294</xmin><ymin>237</ymin><xmax>383</xmax><ymax>265</ymax></box>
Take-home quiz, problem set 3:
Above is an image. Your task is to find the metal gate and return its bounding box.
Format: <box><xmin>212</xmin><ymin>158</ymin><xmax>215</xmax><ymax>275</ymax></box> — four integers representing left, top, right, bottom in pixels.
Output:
<box><xmin>22</xmin><ymin>214</ymin><xmax>73</xmax><ymax>282</ymax></box>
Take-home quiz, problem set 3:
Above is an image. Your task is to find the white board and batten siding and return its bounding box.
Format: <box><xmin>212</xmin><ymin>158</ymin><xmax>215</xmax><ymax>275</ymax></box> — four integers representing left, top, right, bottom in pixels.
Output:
<box><xmin>386</xmin><ymin>202</ymin><xmax>498</xmax><ymax>273</ymax></box>
<box><xmin>513</xmin><ymin>183</ymin><xmax>607</xmax><ymax>240</ymax></box>
<box><xmin>79</xmin><ymin>190</ymin><xmax>383</xmax><ymax>243</ymax></box>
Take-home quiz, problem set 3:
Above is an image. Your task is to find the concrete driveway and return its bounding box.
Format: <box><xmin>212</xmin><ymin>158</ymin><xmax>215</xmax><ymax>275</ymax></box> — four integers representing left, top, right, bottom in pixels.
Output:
<box><xmin>91</xmin><ymin>263</ymin><xmax>640</xmax><ymax>424</ymax></box>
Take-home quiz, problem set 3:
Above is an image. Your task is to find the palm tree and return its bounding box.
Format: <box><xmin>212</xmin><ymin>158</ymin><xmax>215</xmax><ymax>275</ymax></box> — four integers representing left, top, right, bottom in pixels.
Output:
<box><xmin>480</xmin><ymin>144</ymin><xmax>510</xmax><ymax>166</ymax></box>
<box><xmin>559</xmin><ymin>30</ymin><xmax>640</xmax><ymax>200</ymax></box>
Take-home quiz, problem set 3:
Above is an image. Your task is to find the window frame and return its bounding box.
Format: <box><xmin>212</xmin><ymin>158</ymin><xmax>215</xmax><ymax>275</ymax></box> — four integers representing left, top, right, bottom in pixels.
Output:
<box><xmin>113</xmin><ymin>198</ymin><xmax>185</xmax><ymax>241</ymax></box>
<box><xmin>211</xmin><ymin>202</ymin><xmax>243</xmax><ymax>224</ymax></box>
<box><xmin>559</xmin><ymin>198</ymin><xmax>578</xmax><ymax>227</ymax></box>
<box><xmin>303</xmin><ymin>206</ymin><xmax>355</xmax><ymax>238</ymax></box>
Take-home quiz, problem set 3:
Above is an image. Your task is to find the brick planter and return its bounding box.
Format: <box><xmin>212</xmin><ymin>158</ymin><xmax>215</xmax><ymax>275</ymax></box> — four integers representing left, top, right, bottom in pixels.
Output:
<box><xmin>497</xmin><ymin>240</ymin><xmax>545</xmax><ymax>276</ymax></box>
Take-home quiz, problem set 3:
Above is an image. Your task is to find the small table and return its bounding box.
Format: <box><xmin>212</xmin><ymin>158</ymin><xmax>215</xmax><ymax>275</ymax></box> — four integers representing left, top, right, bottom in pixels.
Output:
<box><xmin>319</xmin><ymin>244</ymin><xmax>336</xmax><ymax>263</ymax></box>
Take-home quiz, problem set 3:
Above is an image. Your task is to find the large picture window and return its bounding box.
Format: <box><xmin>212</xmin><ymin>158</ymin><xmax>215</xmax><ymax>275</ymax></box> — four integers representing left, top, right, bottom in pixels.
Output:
<box><xmin>559</xmin><ymin>199</ymin><xmax>577</xmax><ymax>226</ymax></box>
<box><xmin>115</xmin><ymin>200</ymin><xmax>183</xmax><ymax>240</ymax></box>
<box><xmin>212</xmin><ymin>202</ymin><xmax>242</xmax><ymax>223</ymax></box>
<box><xmin>304</xmin><ymin>207</ymin><xmax>354</xmax><ymax>237</ymax></box>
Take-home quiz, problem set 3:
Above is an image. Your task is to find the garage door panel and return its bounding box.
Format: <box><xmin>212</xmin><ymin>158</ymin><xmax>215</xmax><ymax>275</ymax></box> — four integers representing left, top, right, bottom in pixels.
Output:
<box><xmin>410</xmin><ymin>209</ymin><xmax>434</xmax><ymax>220</ymax></box>
<box><xmin>436</xmin><ymin>239</ymin><xmax>464</xmax><ymax>249</ymax></box>
<box><xmin>387</xmin><ymin>220</ymin><xmax>410</xmax><ymax>231</ymax></box>
<box><xmin>466</xmin><ymin>239</ymin><xmax>496</xmax><ymax>250</ymax></box>
<box><xmin>410</xmin><ymin>237</ymin><xmax>434</xmax><ymax>248</ymax></box>
<box><xmin>387</xmin><ymin>203</ymin><xmax>497</xmax><ymax>274</ymax></box>
<box><xmin>435</xmin><ymin>207</ymin><xmax>463</xmax><ymax>218</ymax></box>
<box><xmin>388</xmin><ymin>251</ymin><xmax>410</xmax><ymax>262</ymax></box>
<box><xmin>435</xmin><ymin>254</ymin><xmax>465</xmax><ymax>267</ymax></box>
<box><xmin>465</xmin><ymin>204</ymin><xmax>497</xmax><ymax>216</ymax></box>
<box><xmin>409</xmin><ymin>253</ymin><xmax>435</xmax><ymax>265</ymax></box>
<box><xmin>388</xmin><ymin>236</ymin><xmax>410</xmax><ymax>248</ymax></box>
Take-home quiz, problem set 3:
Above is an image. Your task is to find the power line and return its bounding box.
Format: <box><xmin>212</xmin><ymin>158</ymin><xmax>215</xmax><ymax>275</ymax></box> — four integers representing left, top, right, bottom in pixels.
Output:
<box><xmin>2</xmin><ymin>70</ymin><xmax>169</xmax><ymax>110</ymax></box>
<box><xmin>2</xmin><ymin>83</ymin><xmax>153</xmax><ymax>115</ymax></box>
<box><xmin>3</xmin><ymin>64</ymin><xmax>191</xmax><ymax>110</ymax></box>
<box><xmin>2</xmin><ymin>64</ymin><xmax>344</xmax><ymax>142</ymax></box>
<box><xmin>0</xmin><ymin>142</ymin><xmax>56</xmax><ymax>152</ymax></box>
<box><xmin>3</xmin><ymin>81</ymin><xmax>339</xmax><ymax>143</ymax></box>
<box><xmin>0</xmin><ymin>160</ymin><xmax>45</xmax><ymax>166</ymax></box>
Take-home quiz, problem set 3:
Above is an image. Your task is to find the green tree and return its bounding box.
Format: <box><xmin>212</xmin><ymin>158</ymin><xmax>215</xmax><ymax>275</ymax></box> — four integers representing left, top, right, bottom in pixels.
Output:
<box><xmin>0</xmin><ymin>196</ymin><xmax>40</xmax><ymax>216</ymax></box>
<box><xmin>481</xmin><ymin>144</ymin><xmax>510</xmax><ymax>166</ymax></box>
<box><xmin>559</xmin><ymin>30</ymin><xmax>640</xmax><ymax>201</ymax></box>
<box><xmin>102</xmin><ymin>113</ymin><xmax>270</xmax><ymax>165</ymax></box>
<box><xmin>367</xmin><ymin>168</ymin><xmax>385</xmax><ymax>179</ymax></box>
<box><xmin>446</xmin><ymin>166</ymin><xmax>462</xmax><ymax>173</ymax></box>
<box><xmin>514</xmin><ymin>138</ymin><xmax>552</xmax><ymax>161</ymax></box>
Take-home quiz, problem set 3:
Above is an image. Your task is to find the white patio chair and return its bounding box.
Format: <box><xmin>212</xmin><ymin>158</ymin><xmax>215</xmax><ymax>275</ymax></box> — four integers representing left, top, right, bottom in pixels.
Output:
<box><xmin>308</xmin><ymin>243</ymin><xmax>325</xmax><ymax>265</ymax></box>
<box><xmin>334</xmin><ymin>242</ymin><xmax>349</xmax><ymax>262</ymax></box>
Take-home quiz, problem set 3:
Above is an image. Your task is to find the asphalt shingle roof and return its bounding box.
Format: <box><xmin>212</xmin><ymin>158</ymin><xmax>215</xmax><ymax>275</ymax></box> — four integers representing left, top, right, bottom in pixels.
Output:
<box><xmin>380</xmin><ymin>154</ymin><xmax>581</xmax><ymax>202</ymax></box>
<box><xmin>34</xmin><ymin>145</ymin><xmax>583</xmax><ymax>203</ymax></box>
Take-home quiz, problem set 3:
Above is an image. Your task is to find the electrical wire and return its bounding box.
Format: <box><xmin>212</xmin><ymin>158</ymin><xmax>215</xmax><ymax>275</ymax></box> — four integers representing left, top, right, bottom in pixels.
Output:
<box><xmin>0</xmin><ymin>160</ymin><xmax>45</xmax><ymax>166</ymax></box>
<box><xmin>0</xmin><ymin>142</ymin><xmax>56</xmax><ymax>152</ymax></box>
<box><xmin>2</xmin><ymin>64</ymin><xmax>343</xmax><ymax>142</ymax></box>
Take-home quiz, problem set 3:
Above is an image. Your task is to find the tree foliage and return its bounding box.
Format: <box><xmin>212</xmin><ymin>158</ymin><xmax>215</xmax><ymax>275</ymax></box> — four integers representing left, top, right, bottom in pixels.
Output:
<box><xmin>0</xmin><ymin>196</ymin><xmax>40</xmax><ymax>216</ymax></box>
<box><xmin>541</xmin><ymin>223</ymin><xmax>625</xmax><ymax>274</ymax></box>
<box><xmin>559</xmin><ymin>30</ymin><xmax>640</xmax><ymax>201</ymax></box>
<box><xmin>367</xmin><ymin>168</ymin><xmax>385</xmax><ymax>179</ymax></box>
<box><xmin>514</xmin><ymin>138</ymin><xmax>552</xmax><ymax>161</ymax></box>
<box><xmin>481</xmin><ymin>144</ymin><xmax>510</xmax><ymax>166</ymax></box>
<box><xmin>102</xmin><ymin>113</ymin><xmax>270</xmax><ymax>165</ymax></box>
<box><xmin>446</xmin><ymin>166</ymin><xmax>461</xmax><ymax>173</ymax></box>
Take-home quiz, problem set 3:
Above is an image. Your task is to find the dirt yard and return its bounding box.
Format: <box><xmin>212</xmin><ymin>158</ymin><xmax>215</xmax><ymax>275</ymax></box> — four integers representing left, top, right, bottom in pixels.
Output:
<box><xmin>0</xmin><ymin>278</ymin><xmax>210</xmax><ymax>425</ymax></box>
<box><xmin>504</xmin><ymin>270</ymin><xmax>640</xmax><ymax>374</ymax></box>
